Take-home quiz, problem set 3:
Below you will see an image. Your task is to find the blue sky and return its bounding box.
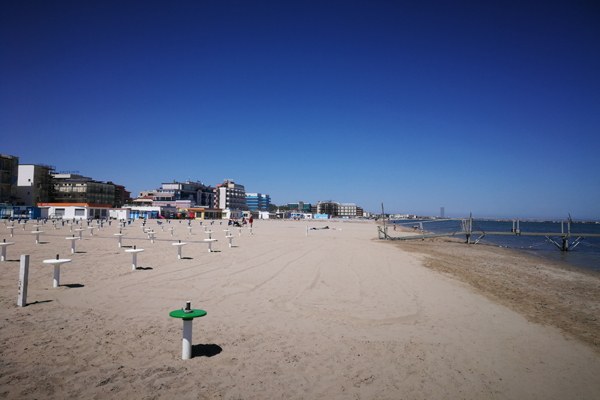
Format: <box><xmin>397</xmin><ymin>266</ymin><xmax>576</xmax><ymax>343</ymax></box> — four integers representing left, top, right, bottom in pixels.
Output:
<box><xmin>1</xmin><ymin>1</ymin><xmax>599</xmax><ymax>219</ymax></box>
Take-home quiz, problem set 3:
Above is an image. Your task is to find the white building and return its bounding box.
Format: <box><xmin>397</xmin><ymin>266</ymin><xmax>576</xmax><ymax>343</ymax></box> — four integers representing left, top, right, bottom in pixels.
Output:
<box><xmin>39</xmin><ymin>203</ymin><xmax>112</xmax><ymax>220</ymax></box>
<box><xmin>338</xmin><ymin>203</ymin><xmax>357</xmax><ymax>218</ymax></box>
<box><xmin>17</xmin><ymin>164</ymin><xmax>54</xmax><ymax>206</ymax></box>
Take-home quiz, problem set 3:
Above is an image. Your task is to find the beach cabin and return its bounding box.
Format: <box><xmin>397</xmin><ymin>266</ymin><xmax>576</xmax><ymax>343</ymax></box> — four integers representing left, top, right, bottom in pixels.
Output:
<box><xmin>221</xmin><ymin>208</ymin><xmax>243</xmax><ymax>220</ymax></box>
<box><xmin>257</xmin><ymin>211</ymin><xmax>271</xmax><ymax>219</ymax></box>
<box><xmin>38</xmin><ymin>203</ymin><xmax>112</xmax><ymax>220</ymax></box>
<box><xmin>124</xmin><ymin>205</ymin><xmax>163</xmax><ymax>220</ymax></box>
<box><xmin>0</xmin><ymin>205</ymin><xmax>42</xmax><ymax>220</ymax></box>
<box><xmin>109</xmin><ymin>208</ymin><xmax>130</xmax><ymax>221</ymax></box>
<box><xmin>187</xmin><ymin>207</ymin><xmax>223</xmax><ymax>220</ymax></box>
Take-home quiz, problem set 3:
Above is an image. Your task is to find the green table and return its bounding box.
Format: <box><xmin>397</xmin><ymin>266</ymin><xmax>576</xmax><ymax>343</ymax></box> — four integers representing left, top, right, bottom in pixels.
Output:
<box><xmin>170</xmin><ymin>308</ymin><xmax>207</xmax><ymax>359</ymax></box>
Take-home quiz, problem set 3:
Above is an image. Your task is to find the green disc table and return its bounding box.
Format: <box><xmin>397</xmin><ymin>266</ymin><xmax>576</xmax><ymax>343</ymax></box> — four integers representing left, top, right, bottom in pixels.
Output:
<box><xmin>169</xmin><ymin>308</ymin><xmax>207</xmax><ymax>359</ymax></box>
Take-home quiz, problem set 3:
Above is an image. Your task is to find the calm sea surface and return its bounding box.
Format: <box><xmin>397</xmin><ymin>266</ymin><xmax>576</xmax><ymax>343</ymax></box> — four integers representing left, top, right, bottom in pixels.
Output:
<box><xmin>391</xmin><ymin>219</ymin><xmax>600</xmax><ymax>272</ymax></box>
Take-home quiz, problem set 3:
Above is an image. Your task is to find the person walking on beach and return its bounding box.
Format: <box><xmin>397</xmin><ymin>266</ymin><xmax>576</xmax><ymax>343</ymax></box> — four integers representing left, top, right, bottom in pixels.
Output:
<box><xmin>249</xmin><ymin>216</ymin><xmax>254</xmax><ymax>228</ymax></box>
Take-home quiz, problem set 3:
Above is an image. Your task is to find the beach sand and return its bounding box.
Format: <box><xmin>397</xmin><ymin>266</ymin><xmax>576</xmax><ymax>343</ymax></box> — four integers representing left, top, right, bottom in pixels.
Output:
<box><xmin>1</xmin><ymin>219</ymin><xmax>599</xmax><ymax>399</ymax></box>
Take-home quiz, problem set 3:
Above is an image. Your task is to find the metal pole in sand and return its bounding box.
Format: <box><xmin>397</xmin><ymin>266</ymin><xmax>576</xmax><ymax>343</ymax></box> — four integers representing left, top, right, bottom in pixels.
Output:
<box><xmin>66</xmin><ymin>235</ymin><xmax>78</xmax><ymax>254</ymax></box>
<box><xmin>43</xmin><ymin>254</ymin><xmax>72</xmax><ymax>288</ymax></box>
<box><xmin>173</xmin><ymin>240</ymin><xmax>187</xmax><ymax>259</ymax></box>
<box><xmin>202</xmin><ymin>239</ymin><xmax>217</xmax><ymax>252</ymax></box>
<box><xmin>32</xmin><ymin>230</ymin><xmax>43</xmax><ymax>244</ymax></box>
<box><xmin>125</xmin><ymin>246</ymin><xmax>144</xmax><ymax>270</ymax></box>
<box><xmin>169</xmin><ymin>301</ymin><xmax>207</xmax><ymax>360</ymax></box>
<box><xmin>1</xmin><ymin>239</ymin><xmax>15</xmax><ymax>261</ymax></box>
<box><xmin>114</xmin><ymin>232</ymin><xmax>124</xmax><ymax>248</ymax></box>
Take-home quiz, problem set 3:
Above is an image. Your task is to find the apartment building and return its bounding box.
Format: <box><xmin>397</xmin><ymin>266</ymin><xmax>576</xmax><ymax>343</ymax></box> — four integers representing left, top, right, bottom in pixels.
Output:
<box><xmin>17</xmin><ymin>164</ymin><xmax>55</xmax><ymax>206</ymax></box>
<box><xmin>0</xmin><ymin>154</ymin><xmax>19</xmax><ymax>204</ymax></box>
<box><xmin>246</xmin><ymin>193</ymin><xmax>271</xmax><ymax>211</ymax></box>
<box><xmin>154</xmin><ymin>181</ymin><xmax>214</xmax><ymax>207</ymax></box>
<box><xmin>214</xmin><ymin>179</ymin><xmax>247</xmax><ymax>210</ymax></box>
<box><xmin>52</xmin><ymin>173</ymin><xmax>115</xmax><ymax>206</ymax></box>
<box><xmin>316</xmin><ymin>200</ymin><xmax>360</xmax><ymax>217</ymax></box>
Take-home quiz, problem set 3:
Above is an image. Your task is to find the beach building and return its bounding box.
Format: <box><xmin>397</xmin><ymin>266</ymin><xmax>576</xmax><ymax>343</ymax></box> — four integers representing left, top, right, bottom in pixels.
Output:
<box><xmin>110</xmin><ymin>183</ymin><xmax>131</xmax><ymax>208</ymax></box>
<box><xmin>246</xmin><ymin>193</ymin><xmax>271</xmax><ymax>211</ymax></box>
<box><xmin>257</xmin><ymin>211</ymin><xmax>271</xmax><ymax>219</ymax></box>
<box><xmin>289</xmin><ymin>212</ymin><xmax>312</xmax><ymax>219</ymax></box>
<box><xmin>316</xmin><ymin>201</ymin><xmax>338</xmax><ymax>216</ymax></box>
<box><xmin>338</xmin><ymin>203</ymin><xmax>357</xmax><ymax>218</ymax></box>
<box><xmin>287</xmin><ymin>201</ymin><xmax>312</xmax><ymax>212</ymax></box>
<box><xmin>153</xmin><ymin>199</ymin><xmax>194</xmax><ymax>209</ymax></box>
<box><xmin>214</xmin><ymin>179</ymin><xmax>247</xmax><ymax>211</ymax></box>
<box><xmin>52</xmin><ymin>173</ymin><xmax>116</xmax><ymax>206</ymax></box>
<box><xmin>154</xmin><ymin>181</ymin><xmax>214</xmax><ymax>208</ymax></box>
<box><xmin>187</xmin><ymin>207</ymin><xmax>222</xmax><ymax>220</ymax></box>
<box><xmin>16</xmin><ymin>164</ymin><xmax>55</xmax><ymax>206</ymax></box>
<box><xmin>38</xmin><ymin>202</ymin><xmax>113</xmax><ymax>220</ymax></box>
<box><xmin>0</xmin><ymin>205</ymin><xmax>42</xmax><ymax>220</ymax></box>
<box><xmin>0</xmin><ymin>154</ymin><xmax>19</xmax><ymax>204</ymax></box>
<box><xmin>316</xmin><ymin>200</ymin><xmax>361</xmax><ymax>218</ymax></box>
<box><xmin>109</xmin><ymin>208</ymin><xmax>130</xmax><ymax>220</ymax></box>
<box><xmin>124</xmin><ymin>205</ymin><xmax>165</xmax><ymax>220</ymax></box>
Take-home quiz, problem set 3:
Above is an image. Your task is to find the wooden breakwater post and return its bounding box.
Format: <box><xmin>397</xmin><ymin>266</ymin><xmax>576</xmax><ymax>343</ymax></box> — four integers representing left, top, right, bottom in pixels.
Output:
<box><xmin>18</xmin><ymin>255</ymin><xmax>29</xmax><ymax>307</ymax></box>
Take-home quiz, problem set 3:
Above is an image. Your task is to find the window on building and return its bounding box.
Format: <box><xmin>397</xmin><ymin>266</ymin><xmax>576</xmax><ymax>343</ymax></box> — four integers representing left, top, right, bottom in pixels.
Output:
<box><xmin>75</xmin><ymin>209</ymin><xmax>85</xmax><ymax>217</ymax></box>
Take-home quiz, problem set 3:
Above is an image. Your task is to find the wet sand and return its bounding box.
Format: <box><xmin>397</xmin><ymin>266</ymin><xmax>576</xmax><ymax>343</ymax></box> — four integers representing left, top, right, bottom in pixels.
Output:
<box><xmin>392</xmin><ymin>236</ymin><xmax>600</xmax><ymax>352</ymax></box>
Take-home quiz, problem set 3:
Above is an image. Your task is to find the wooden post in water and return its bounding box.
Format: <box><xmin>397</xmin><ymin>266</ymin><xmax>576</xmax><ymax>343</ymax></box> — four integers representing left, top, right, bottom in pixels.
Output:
<box><xmin>465</xmin><ymin>213</ymin><xmax>473</xmax><ymax>244</ymax></box>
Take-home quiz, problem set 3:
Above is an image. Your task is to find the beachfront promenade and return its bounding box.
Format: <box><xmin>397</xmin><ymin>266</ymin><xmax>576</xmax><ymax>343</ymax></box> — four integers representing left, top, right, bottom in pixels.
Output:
<box><xmin>1</xmin><ymin>219</ymin><xmax>599</xmax><ymax>399</ymax></box>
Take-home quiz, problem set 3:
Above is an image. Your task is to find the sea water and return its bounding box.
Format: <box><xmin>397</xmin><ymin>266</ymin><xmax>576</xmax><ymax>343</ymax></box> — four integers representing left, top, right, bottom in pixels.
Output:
<box><xmin>391</xmin><ymin>219</ymin><xmax>600</xmax><ymax>272</ymax></box>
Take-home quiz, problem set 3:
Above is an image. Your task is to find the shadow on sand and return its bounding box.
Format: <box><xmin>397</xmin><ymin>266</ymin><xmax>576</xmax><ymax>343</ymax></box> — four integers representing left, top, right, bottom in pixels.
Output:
<box><xmin>63</xmin><ymin>283</ymin><xmax>85</xmax><ymax>288</ymax></box>
<box><xmin>192</xmin><ymin>344</ymin><xmax>222</xmax><ymax>358</ymax></box>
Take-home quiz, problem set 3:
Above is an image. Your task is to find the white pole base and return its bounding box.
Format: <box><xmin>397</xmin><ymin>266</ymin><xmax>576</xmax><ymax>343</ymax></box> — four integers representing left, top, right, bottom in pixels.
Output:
<box><xmin>53</xmin><ymin>265</ymin><xmax>60</xmax><ymax>288</ymax></box>
<box><xmin>182</xmin><ymin>319</ymin><xmax>193</xmax><ymax>360</ymax></box>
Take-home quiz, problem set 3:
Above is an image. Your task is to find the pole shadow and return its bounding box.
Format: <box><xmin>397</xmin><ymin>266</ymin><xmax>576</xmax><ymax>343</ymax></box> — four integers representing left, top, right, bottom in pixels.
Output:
<box><xmin>135</xmin><ymin>266</ymin><xmax>153</xmax><ymax>270</ymax></box>
<box><xmin>26</xmin><ymin>299</ymin><xmax>53</xmax><ymax>306</ymax></box>
<box><xmin>63</xmin><ymin>283</ymin><xmax>85</xmax><ymax>288</ymax></box>
<box><xmin>192</xmin><ymin>344</ymin><xmax>222</xmax><ymax>358</ymax></box>
<box><xmin>181</xmin><ymin>257</ymin><xmax>194</xmax><ymax>260</ymax></box>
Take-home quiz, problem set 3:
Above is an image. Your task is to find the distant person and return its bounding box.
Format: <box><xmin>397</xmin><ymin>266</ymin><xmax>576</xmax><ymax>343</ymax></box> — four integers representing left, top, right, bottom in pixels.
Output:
<box><xmin>249</xmin><ymin>216</ymin><xmax>254</xmax><ymax>228</ymax></box>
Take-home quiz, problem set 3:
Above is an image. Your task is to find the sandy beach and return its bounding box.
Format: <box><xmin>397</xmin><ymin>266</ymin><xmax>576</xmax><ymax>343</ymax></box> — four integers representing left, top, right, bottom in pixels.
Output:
<box><xmin>1</xmin><ymin>219</ymin><xmax>600</xmax><ymax>399</ymax></box>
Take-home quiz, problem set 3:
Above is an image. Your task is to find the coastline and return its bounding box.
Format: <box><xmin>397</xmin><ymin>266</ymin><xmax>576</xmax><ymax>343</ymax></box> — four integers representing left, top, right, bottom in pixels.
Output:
<box><xmin>390</xmin><ymin>236</ymin><xmax>600</xmax><ymax>352</ymax></box>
